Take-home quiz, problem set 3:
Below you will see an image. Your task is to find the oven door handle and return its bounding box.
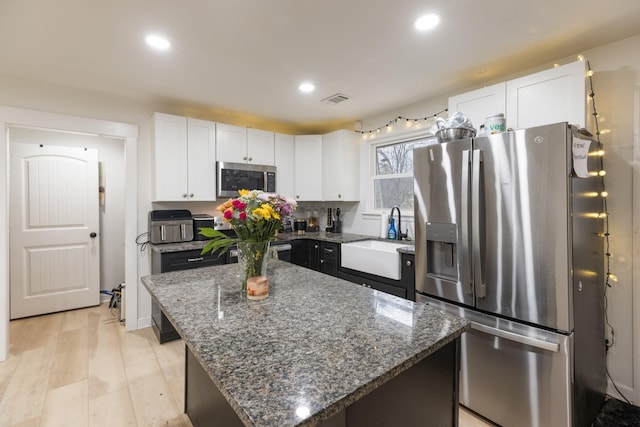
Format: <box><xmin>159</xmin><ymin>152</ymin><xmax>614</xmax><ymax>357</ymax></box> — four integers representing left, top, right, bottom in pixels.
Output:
<box><xmin>471</xmin><ymin>322</ymin><xmax>560</xmax><ymax>353</ymax></box>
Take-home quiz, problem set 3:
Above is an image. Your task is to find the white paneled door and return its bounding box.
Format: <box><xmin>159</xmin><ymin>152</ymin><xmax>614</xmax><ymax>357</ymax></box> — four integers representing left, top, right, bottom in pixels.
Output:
<box><xmin>10</xmin><ymin>143</ymin><xmax>100</xmax><ymax>319</ymax></box>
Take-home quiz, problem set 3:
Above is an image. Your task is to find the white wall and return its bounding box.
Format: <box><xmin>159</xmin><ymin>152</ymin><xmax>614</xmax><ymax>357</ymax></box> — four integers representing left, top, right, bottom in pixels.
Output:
<box><xmin>351</xmin><ymin>34</ymin><xmax>640</xmax><ymax>403</ymax></box>
<box><xmin>9</xmin><ymin>127</ymin><xmax>125</xmax><ymax>296</ymax></box>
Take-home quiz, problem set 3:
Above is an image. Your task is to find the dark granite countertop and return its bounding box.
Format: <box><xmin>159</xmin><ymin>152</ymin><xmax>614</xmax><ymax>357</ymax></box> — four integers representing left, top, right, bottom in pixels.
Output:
<box><xmin>150</xmin><ymin>231</ymin><xmax>415</xmax><ymax>254</ymax></box>
<box><xmin>141</xmin><ymin>261</ymin><xmax>468</xmax><ymax>427</ymax></box>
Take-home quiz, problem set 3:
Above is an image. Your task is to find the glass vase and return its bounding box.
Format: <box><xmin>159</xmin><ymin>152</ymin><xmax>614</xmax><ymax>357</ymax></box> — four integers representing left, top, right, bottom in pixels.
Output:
<box><xmin>237</xmin><ymin>241</ymin><xmax>270</xmax><ymax>300</ymax></box>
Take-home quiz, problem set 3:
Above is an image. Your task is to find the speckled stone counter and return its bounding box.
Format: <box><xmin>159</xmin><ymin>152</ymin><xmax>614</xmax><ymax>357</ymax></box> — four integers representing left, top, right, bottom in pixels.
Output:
<box><xmin>142</xmin><ymin>261</ymin><xmax>468</xmax><ymax>427</ymax></box>
<box><xmin>150</xmin><ymin>231</ymin><xmax>415</xmax><ymax>254</ymax></box>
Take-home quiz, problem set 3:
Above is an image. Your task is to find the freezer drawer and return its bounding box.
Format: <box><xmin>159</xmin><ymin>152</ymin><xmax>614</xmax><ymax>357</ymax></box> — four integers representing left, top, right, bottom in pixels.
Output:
<box><xmin>419</xmin><ymin>294</ymin><xmax>573</xmax><ymax>427</ymax></box>
<box><xmin>461</xmin><ymin>323</ymin><xmax>572</xmax><ymax>427</ymax></box>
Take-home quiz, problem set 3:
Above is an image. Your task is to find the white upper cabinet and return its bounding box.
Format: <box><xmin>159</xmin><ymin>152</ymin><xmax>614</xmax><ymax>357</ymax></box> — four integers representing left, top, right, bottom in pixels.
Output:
<box><xmin>186</xmin><ymin>118</ymin><xmax>217</xmax><ymax>201</ymax></box>
<box><xmin>449</xmin><ymin>61</ymin><xmax>586</xmax><ymax>132</ymax></box>
<box><xmin>506</xmin><ymin>60</ymin><xmax>586</xmax><ymax>129</ymax></box>
<box><xmin>247</xmin><ymin>128</ymin><xmax>275</xmax><ymax>165</ymax></box>
<box><xmin>294</xmin><ymin>135</ymin><xmax>323</xmax><ymax>201</ymax></box>
<box><xmin>322</xmin><ymin>130</ymin><xmax>359</xmax><ymax>201</ymax></box>
<box><xmin>152</xmin><ymin>113</ymin><xmax>216</xmax><ymax>202</ymax></box>
<box><xmin>448</xmin><ymin>83</ymin><xmax>506</xmax><ymax>131</ymax></box>
<box><xmin>274</xmin><ymin>133</ymin><xmax>295</xmax><ymax>198</ymax></box>
<box><xmin>216</xmin><ymin>124</ymin><xmax>275</xmax><ymax>165</ymax></box>
<box><xmin>216</xmin><ymin>123</ymin><xmax>247</xmax><ymax>164</ymax></box>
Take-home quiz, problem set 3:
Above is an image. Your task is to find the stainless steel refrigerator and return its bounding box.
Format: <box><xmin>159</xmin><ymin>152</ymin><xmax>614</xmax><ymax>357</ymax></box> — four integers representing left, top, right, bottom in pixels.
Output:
<box><xmin>414</xmin><ymin>122</ymin><xmax>606</xmax><ymax>427</ymax></box>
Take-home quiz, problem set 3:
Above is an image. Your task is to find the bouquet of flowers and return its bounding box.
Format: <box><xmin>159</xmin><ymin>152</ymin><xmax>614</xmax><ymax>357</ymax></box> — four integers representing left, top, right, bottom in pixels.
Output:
<box><xmin>199</xmin><ymin>189</ymin><xmax>297</xmax><ymax>255</ymax></box>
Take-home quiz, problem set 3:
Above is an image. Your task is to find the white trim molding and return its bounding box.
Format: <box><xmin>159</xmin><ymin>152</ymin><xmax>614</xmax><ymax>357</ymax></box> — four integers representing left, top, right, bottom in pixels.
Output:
<box><xmin>0</xmin><ymin>106</ymin><xmax>138</xmax><ymax>361</ymax></box>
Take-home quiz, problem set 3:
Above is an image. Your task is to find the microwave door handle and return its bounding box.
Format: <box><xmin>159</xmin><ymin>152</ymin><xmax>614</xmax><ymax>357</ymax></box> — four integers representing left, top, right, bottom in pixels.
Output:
<box><xmin>472</xmin><ymin>149</ymin><xmax>485</xmax><ymax>298</ymax></box>
<box><xmin>180</xmin><ymin>224</ymin><xmax>186</xmax><ymax>240</ymax></box>
<box><xmin>461</xmin><ymin>150</ymin><xmax>473</xmax><ymax>296</ymax></box>
<box><xmin>263</xmin><ymin>171</ymin><xmax>268</xmax><ymax>191</ymax></box>
<box><xmin>160</xmin><ymin>225</ymin><xmax>166</xmax><ymax>241</ymax></box>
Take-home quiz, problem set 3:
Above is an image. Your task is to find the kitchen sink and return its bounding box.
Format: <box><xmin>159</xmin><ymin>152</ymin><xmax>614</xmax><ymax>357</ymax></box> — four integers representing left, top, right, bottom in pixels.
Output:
<box><xmin>341</xmin><ymin>240</ymin><xmax>408</xmax><ymax>280</ymax></box>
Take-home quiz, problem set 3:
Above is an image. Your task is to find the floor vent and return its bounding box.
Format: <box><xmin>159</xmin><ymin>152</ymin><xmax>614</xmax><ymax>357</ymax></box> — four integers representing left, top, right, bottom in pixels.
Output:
<box><xmin>321</xmin><ymin>93</ymin><xmax>349</xmax><ymax>105</ymax></box>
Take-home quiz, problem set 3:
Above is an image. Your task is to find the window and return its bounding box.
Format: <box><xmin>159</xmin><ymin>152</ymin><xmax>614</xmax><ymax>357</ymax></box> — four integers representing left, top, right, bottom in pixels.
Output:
<box><xmin>371</xmin><ymin>136</ymin><xmax>436</xmax><ymax>211</ymax></box>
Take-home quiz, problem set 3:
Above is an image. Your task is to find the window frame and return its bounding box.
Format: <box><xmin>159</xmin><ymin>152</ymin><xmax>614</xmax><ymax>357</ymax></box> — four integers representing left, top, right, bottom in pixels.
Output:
<box><xmin>365</xmin><ymin>127</ymin><xmax>436</xmax><ymax>216</ymax></box>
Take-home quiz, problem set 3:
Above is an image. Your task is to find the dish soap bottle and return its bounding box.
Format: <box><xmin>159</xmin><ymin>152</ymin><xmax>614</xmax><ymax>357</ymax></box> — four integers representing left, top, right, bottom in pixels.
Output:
<box><xmin>387</xmin><ymin>218</ymin><xmax>397</xmax><ymax>240</ymax></box>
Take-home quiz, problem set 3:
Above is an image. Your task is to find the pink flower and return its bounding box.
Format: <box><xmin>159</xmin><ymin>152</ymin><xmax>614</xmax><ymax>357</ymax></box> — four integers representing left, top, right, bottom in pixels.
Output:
<box><xmin>232</xmin><ymin>200</ymin><xmax>246</xmax><ymax>210</ymax></box>
<box><xmin>239</xmin><ymin>211</ymin><xmax>247</xmax><ymax>221</ymax></box>
<box><xmin>223</xmin><ymin>209</ymin><xmax>233</xmax><ymax>220</ymax></box>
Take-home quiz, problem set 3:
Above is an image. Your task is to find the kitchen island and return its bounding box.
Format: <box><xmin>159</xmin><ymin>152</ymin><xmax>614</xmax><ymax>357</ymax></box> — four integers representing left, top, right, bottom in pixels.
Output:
<box><xmin>142</xmin><ymin>260</ymin><xmax>469</xmax><ymax>427</ymax></box>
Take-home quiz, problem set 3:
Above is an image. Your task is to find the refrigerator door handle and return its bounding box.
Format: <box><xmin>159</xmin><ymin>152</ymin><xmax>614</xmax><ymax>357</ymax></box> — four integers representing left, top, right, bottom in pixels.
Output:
<box><xmin>471</xmin><ymin>322</ymin><xmax>560</xmax><ymax>353</ymax></box>
<box><xmin>461</xmin><ymin>149</ymin><xmax>473</xmax><ymax>296</ymax></box>
<box><xmin>472</xmin><ymin>149</ymin><xmax>486</xmax><ymax>298</ymax></box>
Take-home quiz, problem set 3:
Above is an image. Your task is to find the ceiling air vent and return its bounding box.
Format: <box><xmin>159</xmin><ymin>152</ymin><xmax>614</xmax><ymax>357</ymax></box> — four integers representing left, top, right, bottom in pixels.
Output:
<box><xmin>321</xmin><ymin>93</ymin><xmax>349</xmax><ymax>105</ymax></box>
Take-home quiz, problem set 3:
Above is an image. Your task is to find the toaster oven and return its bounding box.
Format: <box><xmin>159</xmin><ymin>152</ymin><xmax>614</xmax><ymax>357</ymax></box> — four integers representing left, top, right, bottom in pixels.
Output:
<box><xmin>148</xmin><ymin>210</ymin><xmax>194</xmax><ymax>244</ymax></box>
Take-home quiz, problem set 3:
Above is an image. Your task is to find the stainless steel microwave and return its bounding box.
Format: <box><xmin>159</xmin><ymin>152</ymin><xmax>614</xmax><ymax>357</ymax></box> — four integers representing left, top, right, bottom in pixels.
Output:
<box><xmin>216</xmin><ymin>161</ymin><xmax>277</xmax><ymax>198</ymax></box>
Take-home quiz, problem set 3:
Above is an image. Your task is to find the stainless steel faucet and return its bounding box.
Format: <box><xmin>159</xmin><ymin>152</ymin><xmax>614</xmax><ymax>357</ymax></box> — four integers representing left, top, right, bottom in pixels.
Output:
<box><xmin>390</xmin><ymin>206</ymin><xmax>408</xmax><ymax>241</ymax></box>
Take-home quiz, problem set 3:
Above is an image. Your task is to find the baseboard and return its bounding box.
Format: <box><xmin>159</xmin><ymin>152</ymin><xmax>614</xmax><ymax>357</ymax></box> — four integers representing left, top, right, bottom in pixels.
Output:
<box><xmin>137</xmin><ymin>315</ymin><xmax>152</xmax><ymax>329</ymax></box>
<box><xmin>607</xmin><ymin>379</ymin><xmax>637</xmax><ymax>405</ymax></box>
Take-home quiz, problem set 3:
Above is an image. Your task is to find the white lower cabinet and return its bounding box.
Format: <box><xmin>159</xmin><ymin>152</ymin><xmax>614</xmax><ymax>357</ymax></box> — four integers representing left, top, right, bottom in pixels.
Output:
<box><xmin>152</xmin><ymin>113</ymin><xmax>216</xmax><ymax>202</ymax></box>
<box><xmin>274</xmin><ymin>133</ymin><xmax>295</xmax><ymax>198</ymax></box>
<box><xmin>322</xmin><ymin>130</ymin><xmax>360</xmax><ymax>201</ymax></box>
<box><xmin>294</xmin><ymin>135</ymin><xmax>323</xmax><ymax>201</ymax></box>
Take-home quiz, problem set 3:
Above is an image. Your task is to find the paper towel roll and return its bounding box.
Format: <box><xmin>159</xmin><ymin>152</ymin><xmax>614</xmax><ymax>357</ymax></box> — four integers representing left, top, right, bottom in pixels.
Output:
<box><xmin>380</xmin><ymin>213</ymin><xmax>389</xmax><ymax>238</ymax></box>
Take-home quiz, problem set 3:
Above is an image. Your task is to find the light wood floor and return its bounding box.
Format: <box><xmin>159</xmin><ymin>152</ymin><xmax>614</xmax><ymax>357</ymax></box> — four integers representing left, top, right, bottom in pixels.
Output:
<box><xmin>0</xmin><ymin>303</ymin><xmax>492</xmax><ymax>427</ymax></box>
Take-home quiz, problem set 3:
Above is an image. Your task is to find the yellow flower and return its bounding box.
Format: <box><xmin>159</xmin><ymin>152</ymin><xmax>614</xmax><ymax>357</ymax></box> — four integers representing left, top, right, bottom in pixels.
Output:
<box><xmin>238</xmin><ymin>189</ymin><xmax>250</xmax><ymax>196</ymax></box>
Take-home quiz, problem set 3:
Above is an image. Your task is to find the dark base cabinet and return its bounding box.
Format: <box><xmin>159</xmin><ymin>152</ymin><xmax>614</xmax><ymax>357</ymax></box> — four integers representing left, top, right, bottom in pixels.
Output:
<box><xmin>338</xmin><ymin>268</ymin><xmax>407</xmax><ymax>299</ymax></box>
<box><xmin>152</xmin><ymin>302</ymin><xmax>180</xmax><ymax>343</ymax></box>
<box><xmin>291</xmin><ymin>239</ymin><xmax>340</xmax><ymax>277</ymax></box>
<box><xmin>400</xmin><ymin>253</ymin><xmax>416</xmax><ymax>301</ymax></box>
<box><xmin>151</xmin><ymin>248</ymin><xmax>227</xmax><ymax>344</ymax></box>
<box><xmin>290</xmin><ymin>239</ymin><xmax>310</xmax><ymax>268</ymax></box>
<box><xmin>185</xmin><ymin>339</ymin><xmax>460</xmax><ymax>427</ymax></box>
<box><xmin>319</xmin><ymin>242</ymin><xmax>339</xmax><ymax>277</ymax></box>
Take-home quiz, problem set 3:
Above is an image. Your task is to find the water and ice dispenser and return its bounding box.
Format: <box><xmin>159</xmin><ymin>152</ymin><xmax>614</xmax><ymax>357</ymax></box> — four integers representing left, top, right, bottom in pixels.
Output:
<box><xmin>425</xmin><ymin>222</ymin><xmax>458</xmax><ymax>281</ymax></box>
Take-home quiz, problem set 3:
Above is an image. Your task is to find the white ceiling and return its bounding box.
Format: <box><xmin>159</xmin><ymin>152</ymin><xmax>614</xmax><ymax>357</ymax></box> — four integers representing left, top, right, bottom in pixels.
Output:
<box><xmin>2</xmin><ymin>0</ymin><xmax>640</xmax><ymax>132</ymax></box>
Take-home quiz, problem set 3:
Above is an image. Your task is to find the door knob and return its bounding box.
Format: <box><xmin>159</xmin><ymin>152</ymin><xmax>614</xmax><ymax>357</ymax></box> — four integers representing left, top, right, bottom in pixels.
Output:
<box><xmin>90</xmin><ymin>232</ymin><xmax>97</xmax><ymax>238</ymax></box>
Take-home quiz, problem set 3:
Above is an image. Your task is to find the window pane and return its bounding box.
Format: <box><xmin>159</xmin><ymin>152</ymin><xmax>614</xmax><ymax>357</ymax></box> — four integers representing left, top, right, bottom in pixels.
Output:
<box><xmin>375</xmin><ymin>138</ymin><xmax>433</xmax><ymax>176</ymax></box>
<box><xmin>374</xmin><ymin>177</ymin><xmax>414</xmax><ymax>210</ymax></box>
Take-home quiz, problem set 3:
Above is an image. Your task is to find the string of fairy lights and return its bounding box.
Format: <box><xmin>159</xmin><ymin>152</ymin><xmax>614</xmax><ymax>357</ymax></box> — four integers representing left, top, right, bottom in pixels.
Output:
<box><xmin>357</xmin><ymin>108</ymin><xmax>448</xmax><ymax>135</ymax></box>
<box><xmin>584</xmin><ymin>58</ymin><xmax>614</xmax><ymax>289</ymax></box>
<box><xmin>583</xmin><ymin>57</ymin><xmax>631</xmax><ymax>404</ymax></box>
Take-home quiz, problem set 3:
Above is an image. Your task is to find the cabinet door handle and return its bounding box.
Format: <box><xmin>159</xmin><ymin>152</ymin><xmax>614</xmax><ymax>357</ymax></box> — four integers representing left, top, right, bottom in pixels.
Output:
<box><xmin>190</xmin><ymin>193</ymin><xmax>194</xmax><ymax>198</ymax></box>
<box><xmin>248</xmin><ymin>157</ymin><xmax>253</xmax><ymax>162</ymax></box>
<box><xmin>182</xmin><ymin>193</ymin><xmax>188</xmax><ymax>198</ymax></box>
<box><xmin>314</xmin><ymin>244</ymin><xmax>319</xmax><ymax>249</ymax></box>
<box><xmin>320</xmin><ymin>259</ymin><xmax>324</xmax><ymax>264</ymax></box>
<box><xmin>324</xmin><ymin>248</ymin><xmax>334</xmax><ymax>253</ymax></box>
<box><xmin>338</xmin><ymin>194</ymin><xmax>342</xmax><ymax>198</ymax></box>
<box><xmin>243</xmin><ymin>156</ymin><xmax>248</xmax><ymax>160</ymax></box>
<box><xmin>188</xmin><ymin>257</ymin><xmax>204</xmax><ymax>262</ymax></box>
<box><xmin>406</xmin><ymin>260</ymin><xmax>413</xmax><ymax>267</ymax></box>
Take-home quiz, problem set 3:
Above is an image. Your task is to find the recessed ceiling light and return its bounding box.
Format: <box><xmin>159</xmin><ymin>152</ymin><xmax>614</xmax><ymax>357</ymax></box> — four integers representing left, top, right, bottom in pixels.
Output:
<box><xmin>145</xmin><ymin>35</ymin><xmax>171</xmax><ymax>50</ymax></box>
<box><xmin>298</xmin><ymin>82</ymin><xmax>315</xmax><ymax>93</ymax></box>
<box><xmin>414</xmin><ymin>13</ymin><xmax>440</xmax><ymax>31</ymax></box>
